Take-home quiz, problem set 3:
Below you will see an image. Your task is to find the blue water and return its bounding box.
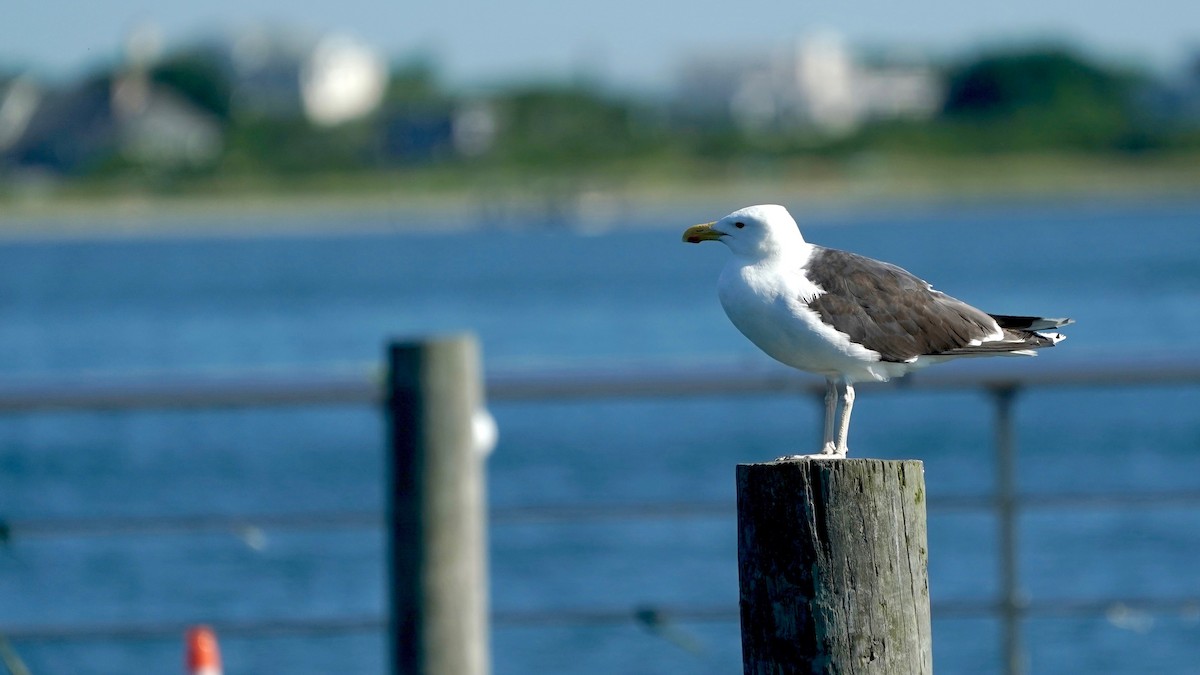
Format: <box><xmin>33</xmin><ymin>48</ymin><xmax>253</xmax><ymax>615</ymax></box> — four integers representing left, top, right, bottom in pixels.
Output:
<box><xmin>1</xmin><ymin>199</ymin><xmax>1199</xmax><ymax>674</ymax></box>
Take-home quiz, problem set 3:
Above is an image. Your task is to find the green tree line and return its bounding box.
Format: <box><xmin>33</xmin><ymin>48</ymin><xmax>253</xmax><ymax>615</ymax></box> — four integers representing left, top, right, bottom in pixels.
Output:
<box><xmin>12</xmin><ymin>43</ymin><xmax>1200</xmax><ymax>187</ymax></box>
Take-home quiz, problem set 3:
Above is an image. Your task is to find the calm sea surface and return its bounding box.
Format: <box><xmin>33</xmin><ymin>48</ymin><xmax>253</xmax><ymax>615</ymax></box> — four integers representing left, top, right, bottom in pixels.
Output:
<box><xmin>1</xmin><ymin>199</ymin><xmax>1199</xmax><ymax>674</ymax></box>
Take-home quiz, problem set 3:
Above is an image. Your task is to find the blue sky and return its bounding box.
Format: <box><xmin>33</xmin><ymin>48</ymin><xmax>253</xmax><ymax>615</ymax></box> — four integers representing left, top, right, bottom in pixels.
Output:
<box><xmin>5</xmin><ymin>0</ymin><xmax>1198</xmax><ymax>89</ymax></box>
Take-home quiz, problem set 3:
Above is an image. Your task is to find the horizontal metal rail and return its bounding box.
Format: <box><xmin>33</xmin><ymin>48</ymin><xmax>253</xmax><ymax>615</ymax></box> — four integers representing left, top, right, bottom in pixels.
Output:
<box><xmin>0</xmin><ymin>367</ymin><xmax>383</xmax><ymax>412</ymax></box>
<box><xmin>0</xmin><ymin>353</ymin><xmax>1197</xmax><ymax>412</ymax></box>
<box><xmin>487</xmin><ymin>353</ymin><xmax>1200</xmax><ymax>400</ymax></box>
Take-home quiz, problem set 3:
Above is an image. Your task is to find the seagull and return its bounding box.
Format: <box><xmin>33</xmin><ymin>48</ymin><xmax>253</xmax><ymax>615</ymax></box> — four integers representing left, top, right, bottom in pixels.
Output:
<box><xmin>683</xmin><ymin>204</ymin><xmax>1071</xmax><ymax>458</ymax></box>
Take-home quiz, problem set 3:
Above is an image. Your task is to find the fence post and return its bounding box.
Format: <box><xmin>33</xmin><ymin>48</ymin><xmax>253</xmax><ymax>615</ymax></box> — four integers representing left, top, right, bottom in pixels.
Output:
<box><xmin>737</xmin><ymin>458</ymin><xmax>932</xmax><ymax>675</ymax></box>
<box><xmin>385</xmin><ymin>335</ymin><xmax>489</xmax><ymax>675</ymax></box>
<box><xmin>992</xmin><ymin>386</ymin><xmax>1024</xmax><ymax>675</ymax></box>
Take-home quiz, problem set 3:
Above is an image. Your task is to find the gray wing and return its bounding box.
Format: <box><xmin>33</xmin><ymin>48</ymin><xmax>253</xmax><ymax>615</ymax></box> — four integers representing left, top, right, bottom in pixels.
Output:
<box><xmin>804</xmin><ymin>247</ymin><xmax>1000</xmax><ymax>362</ymax></box>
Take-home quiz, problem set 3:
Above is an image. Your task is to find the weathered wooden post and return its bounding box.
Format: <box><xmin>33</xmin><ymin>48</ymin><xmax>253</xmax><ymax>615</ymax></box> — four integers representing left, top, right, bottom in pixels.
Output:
<box><xmin>385</xmin><ymin>335</ymin><xmax>490</xmax><ymax>675</ymax></box>
<box><xmin>737</xmin><ymin>458</ymin><xmax>932</xmax><ymax>674</ymax></box>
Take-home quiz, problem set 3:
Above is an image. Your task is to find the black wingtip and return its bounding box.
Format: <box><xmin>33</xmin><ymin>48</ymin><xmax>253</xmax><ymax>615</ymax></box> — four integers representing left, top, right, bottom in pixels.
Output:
<box><xmin>990</xmin><ymin>314</ymin><xmax>1074</xmax><ymax>331</ymax></box>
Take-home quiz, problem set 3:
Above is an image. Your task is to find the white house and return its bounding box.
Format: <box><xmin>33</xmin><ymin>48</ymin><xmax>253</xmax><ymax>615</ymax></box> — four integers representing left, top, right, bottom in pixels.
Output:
<box><xmin>677</xmin><ymin>31</ymin><xmax>943</xmax><ymax>136</ymax></box>
<box><xmin>214</xmin><ymin>27</ymin><xmax>388</xmax><ymax>126</ymax></box>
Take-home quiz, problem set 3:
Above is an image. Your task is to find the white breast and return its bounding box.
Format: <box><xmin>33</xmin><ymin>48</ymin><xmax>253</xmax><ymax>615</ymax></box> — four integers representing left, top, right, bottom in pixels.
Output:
<box><xmin>716</xmin><ymin>257</ymin><xmax>898</xmax><ymax>382</ymax></box>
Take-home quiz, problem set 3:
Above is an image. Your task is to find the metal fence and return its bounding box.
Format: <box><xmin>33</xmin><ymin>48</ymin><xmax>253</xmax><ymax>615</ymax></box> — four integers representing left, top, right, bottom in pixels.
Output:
<box><xmin>1</xmin><ymin>353</ymin><xmax>1199</xmax><ymax>675</ymax></box>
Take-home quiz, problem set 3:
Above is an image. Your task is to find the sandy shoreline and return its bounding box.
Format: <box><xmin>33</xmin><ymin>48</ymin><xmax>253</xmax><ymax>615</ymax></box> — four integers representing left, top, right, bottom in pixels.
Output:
<box><xmin>2</xmin><ymin>154</ymin><xmax>1198</xmax><ymax>239</ymax></box>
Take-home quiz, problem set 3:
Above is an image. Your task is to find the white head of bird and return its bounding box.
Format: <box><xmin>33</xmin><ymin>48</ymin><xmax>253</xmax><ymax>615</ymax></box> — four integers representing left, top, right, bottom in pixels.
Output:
<box><xmin>682</xmin><ymin>204</ymin><xmax>806</xmax><ymax>260</ymax></box>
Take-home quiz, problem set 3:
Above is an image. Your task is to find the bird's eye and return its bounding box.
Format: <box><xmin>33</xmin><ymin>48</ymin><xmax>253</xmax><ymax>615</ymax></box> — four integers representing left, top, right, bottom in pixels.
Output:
<box><xmin>735</xmin><ymin>222</ymin><xmax>745</xmax><ymax>229</ymax></box>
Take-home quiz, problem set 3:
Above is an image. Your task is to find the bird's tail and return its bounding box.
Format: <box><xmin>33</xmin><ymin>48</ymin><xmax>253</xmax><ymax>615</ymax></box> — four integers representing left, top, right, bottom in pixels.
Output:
<box><xmin>938</xmin><ymin>314</ymin><xmax>1072</xmax><ymax>357</ymax></box>
<box><xmin>993</xmin><ymin>314</ymin><xmax>1072</xmax><ymax>348</ymax></box>
<box><xmin>989</xmin><ymin>314</ymin><xmax>1074</xmax><ymax>332</ymax></box>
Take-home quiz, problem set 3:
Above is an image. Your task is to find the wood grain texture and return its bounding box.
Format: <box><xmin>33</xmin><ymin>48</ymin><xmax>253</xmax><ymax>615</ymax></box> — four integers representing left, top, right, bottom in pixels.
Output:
<box><xmin>737</xmin><ymin>458</ymin><xmax>931</xmax><ymax>675</ymax></box>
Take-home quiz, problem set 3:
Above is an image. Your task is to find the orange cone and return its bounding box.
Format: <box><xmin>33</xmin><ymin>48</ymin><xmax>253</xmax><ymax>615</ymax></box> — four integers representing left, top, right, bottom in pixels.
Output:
<box><xmin>185</xmin><ymin>625</ymin><xmax>223</xmax><ymax>675</ymax></box>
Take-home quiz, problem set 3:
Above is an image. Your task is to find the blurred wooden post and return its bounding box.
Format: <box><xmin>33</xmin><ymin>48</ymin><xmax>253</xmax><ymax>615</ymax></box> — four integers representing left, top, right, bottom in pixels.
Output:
<box><xmin>386</xmin><ymin>335</ymin><xmax>489</xmax><ymax>675</ymax></box>
<box><xmin>737</xmin><ymin>458</ymin><xmax>932</xmax><ymax>675</ymax></box>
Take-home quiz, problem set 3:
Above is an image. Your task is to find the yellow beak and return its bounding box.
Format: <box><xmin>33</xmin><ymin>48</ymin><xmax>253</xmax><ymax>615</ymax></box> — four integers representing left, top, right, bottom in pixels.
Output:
<box><xmin>682</xmin><ymin>222</ymin><xmax>723</xmax><ymax>243</ymax></box>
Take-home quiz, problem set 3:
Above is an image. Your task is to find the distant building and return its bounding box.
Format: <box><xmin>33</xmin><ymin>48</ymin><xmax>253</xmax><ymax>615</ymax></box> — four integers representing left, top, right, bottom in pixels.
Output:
<box><xmin>1137</xmin><ymin>50</ymin><xmax>1200</xmax><ymax>129</ymax></box>
<box><xmin>379</xmin><ymin>100</ymin><xmax>497</xmax><ymax>164</ymax></box>
<box><xmin>675</xmin><ymin>31</ymin><xmax>943</xmax><ymax>136</ymax></box>
<box><xmin>0</xmin><ymin>73</ymin><xmax>222</xmax><ymax>175</ymax></box>
<box><xmin>0</xmin><ymin>76</ymin><xmax>40</xmax><ymax>154</ymax></box>
<box><xmin>1</xmin><ymin>26</ymin><xmax>394</xmax><ymax>176</ymax></box>
<box><xmin>1</xmin><ymin>27</ymin><xmax>226</xmax><ymax>175</ymax></box>
<box><xmin>204</xmin><ymin>27</ymin><xmax>387</xmax><ymax>126</ymax></box>
<box><xmin>1181</xmin><ymin>51</ymin><xmax>1200</xmax><ymax>125</ymax></box>
<box><xmin>112</xmin><ymin>74</ymin><xmax>224</xmax><ymax>165</ymax></box>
